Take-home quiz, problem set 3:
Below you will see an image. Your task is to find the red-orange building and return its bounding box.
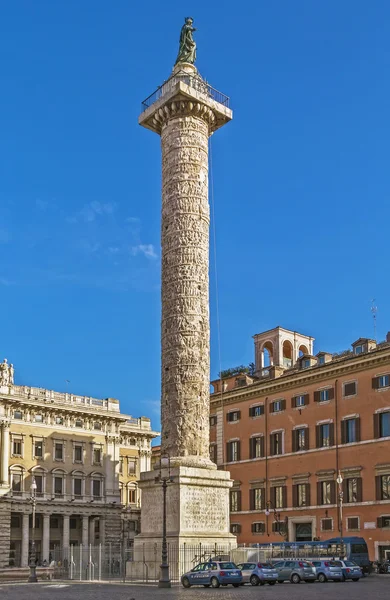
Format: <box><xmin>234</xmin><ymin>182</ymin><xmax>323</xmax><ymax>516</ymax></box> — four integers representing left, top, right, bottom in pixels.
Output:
<box><xmin>209</xmin><ymin>326</ymin><xmax>390</xmax><ymax>561</ymax></box>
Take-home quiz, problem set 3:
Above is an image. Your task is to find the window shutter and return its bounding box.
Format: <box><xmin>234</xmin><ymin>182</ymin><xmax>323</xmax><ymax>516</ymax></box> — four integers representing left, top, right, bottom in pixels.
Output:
<box><xmin>342</xmin><ymin>478</ymin><xmax>348</xmax><ymax>502</ymax></box>
<box><xmin>251</xmin><ymin>523</ymin><xmax>255</xmax><ymax>533</ymax></box>
<box><xmin>329</xmin><ymin>423</ymin><xmax>335</xmax><ymax>446</ymax></box>
<box><xmin>341</xmin><ymin>420</ymin><xmax>347</xmax><ymax>444</ymax></box>
<box><xmin>377</xmin><ymin>517</ymin><xmax>383</xmax><ymax>528</ymax></box>
<box><xmin>237</xmin><ymin>441</ymin><xmax>241</xmax><ymax>461</ymax></box>
<box><xmin>375</xmin><ymin>475</ymin><xmax>382</xmax><ymax>500</ymax></box>
<box><xmin>249</xmin><ymin>407</ymin><xmax>254</xmax><ymax>417</ymax></box>
<box><xmin>259</xmin><ymin>405</ymin><xmax>264</xmax><ymax>416</ymax></box>
<box><xmin>292</xmin><ymin>484</ymin><xmax>298</xmax><ymax>507</ymax></box>
<box><xmin>249</xmin><ymin>438</ymin><xmax>254</xmax><ymax>459</ymax></box>
<box><xmin>237</xmin><ymin>410</ymin><xmax>241</xmax><ymax>420</ymax></box>
<box><xmin>355</xmin><ymin>417</ymin><xmax>361</xmax><ymax>442</ymax></box>
<box><xmin>315</xmin><ymin>425</ymin><xmax>321</xmax><ymax>448</ymax></box>
<box><xmin>281</xmin><ymin>399</ymin><xmax>286</xmax><ymax>411</ymax></box>
<box><xmin>304</xmin><ymin>394</ymin><xmax>310</xmax><ymax>406</ymax></box>
<box><xmin>237</xmin><ymin>490</ymin><xmax>242</xmax><ymax>512</ymax></box>
<box><xmin>305</xmin><ymin>483</ymin><xmax>311</xmax><ymax>506</ymax></box>
<box><xmin>291</xmin><ymin>397</ymin><xmax>296</xmax><ymax>408</ymax></box>
<box><xmin>261</xmin><ymin>488</ymin><xmax>265</xmax><ymax>510</ymax></box>
<box><xmin>372</xmin><ymin>377</ymin><xmax>380</xmax><ymax>390</ymax></box>
<box><xmin>330</xmin><ymin>480</ymin><xmax>336</xmax><ymax>504</ymax></box>
<box><xmin>374</xmin><ymin>413</ymin><xmax>380</xmax><ymax>439</ymax></box>
<box><xmin>269</xmin><ymin>402</ymin><xmax>274</xmax><ymax>413</ymax></box>
<box><xmin>317</xmin><ymin>481</ymin><xmax>322</xmax><ymax>505</ymax></box>
<box><xmin>269</xmin><ymin>434</ymin><xmax>274</xmax><ymax>456</ymax></box>
<box><xmin>260</xmin><ymin>436</ymin><xmax>265</xmax><ymax>458</ymax></box>
<box><xmin>226</xmin><ymin>412</ymin><xmax>231</xmax><ymax>422</ymax></box>
<box><xmin>282</xmin><ymin>485</ymin><xmax>287</xmax><ymax>508</ymax></box>
<box><xmin>314</xmin><ymin>391</ymin><xmax>320</xmax><ymax>402</ymax></box>
<box><xmin>303</xmin><ymin>428</ymin><xmax>309</xmax><ymax>450</ymax></box>
<box><xmin>344</xmin><ymin>382</ymin><xmax>356</xmax><ymax>396</ymax></box>
<box><xmin>328</xmin><ymin>387</ymin><xmax>335</xmax><ymax>401</ymax></box>
<box><xmin>226</xmin><ymin>442</ymin><xmax>232</xmax><ymax>462</ymax></box>
<box><xmin>292</xmin><ymin>430</ymin><xmax>297</xmax><ymax>453</ymax></box>
<box><xmin>249</xmin><ymin>489</ymin><xmax>255</xmax><ymax>510</ymax></box>
<box><xmin>270</xmin><ymin>486</ymin><xmax>276</xmax><ymax>507</ymax></box>
<box><xmin>356</xmin><ymin>477</ymin><xmax>363</xmax><ymax>502</ymax></box>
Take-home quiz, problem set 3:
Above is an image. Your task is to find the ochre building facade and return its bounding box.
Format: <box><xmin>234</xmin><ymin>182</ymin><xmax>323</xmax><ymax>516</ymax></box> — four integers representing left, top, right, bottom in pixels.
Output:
<box><xmin>0</xmin><ymin>359</ymin><xmax>158</xmax><ymax>568</ymax></box>
<box><xmin>209</xmin><ymin>326</ymin><xmax>390</xmax><ymax>561</ymax></box>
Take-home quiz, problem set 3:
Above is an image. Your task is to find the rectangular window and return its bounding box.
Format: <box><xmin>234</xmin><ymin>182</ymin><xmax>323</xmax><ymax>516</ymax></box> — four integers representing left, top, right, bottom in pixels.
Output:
<box><xmin>342</xmin><ymin>418</ymin><xmax>359</xmax><ymax>443</ymax></box>
<box><xmin>355</xmin><ymin>345</ymin><xmax>364</xmax><ymax>355</ymax></box>
<box><xmin>319</xmin><ymin>481</ymin><xmax>334</xmax><ymax>505</ymax></box>
<box><xmin>226</xmin><ymin>411</ymin><xmax>240</xmax><ymax>422</ymax></box>
<box><xmin>373</xmin><ymin>374</ymin><xmax>390</xmax><ymax>389</ymax></box>
<box><xmin>93</xmin><ymin>422</ymin><xmax>102</xmax><ymax>430</ymax></box>
<box><xmin>314</xmin><ymin>388</ymin><xmax>334</xmax><ymax>402</ymax></box>
<box><xmin>296</xmin><ymin>395</ymin><xmax>305</xmax><ymax>407</ymax></box>
<box><xmin>34</xmin><ymin>440</ymin><xmax>43</xmax><ymax>458</ymax></box>
<box><xmin>249</xmin><ymin>405</ymin><xmax>264</xmax><ymax>417</ymax></box>
<box><xmin>50</xmin><ymin>517</ymin><xmax>59</xmax><ymax>529</ymax></box>
<box><xmin>70</xmin><ymin>518</ymin><xmax>77</xmax><ymax>529</ymax></box>
<box><xmin>209</xmin><ymin>415</ymin><xmax>217</xmax><ymax>426</ymax></box>
<box><xmin>251</xmin><ymin>522</ymin><xmax>265</xmax><ymax>534</ymax></box>
<box><xmin>274</xmin><ymin>486</ymin><xmax>284</xmax><ymax>509</ymax></box>
<box><xmin>12</xmin><ymin>439</ymin><xmax>22</xmax><ymax>456</ymax></box>
<box><xmin>270</xmin><ymin>432</ymin><xmax>283</xmax><ymax>456</ymax></box>
<box><xmin>230</xmin><ymin>523</ymin><xmax>241</xmax><ymax>534</ymax></box>
<box><xmin>321</xmin><ymin>518</ymin><xmax>333</xmax><ymax>531</ymax></box>
<box><xmin>273</xmin><ymin>400</ymin><xmax>282</xmax><ymax>412</ymax></box>
<box><xmin>230</xmin><ymin>490</ymin><xmax>241</xmax><ymax>512</ymax></box>
<box><xmin>294</xmin><ymin>427</ymin><xmax>308</xmax><ymax>451</ymax></box>
<box><xmin>380</xmin><ymin>413</ymin><xmax>390</xmax><ymax>438</ymax></box>
<box><xmin>347</xmin><ymin>517</ymin><xmax>359</xmax><ymax>530</ymax></box>
<box><xmin>128</xmin><ymin>460</ymin><xmax>137</xmax><ymax>475</ymax></box>
<box><xmin>54</xmin><ymin>477</ymin><xmax>63</xmax><ymax>496</ymax></box>
<box><xmin>249</xmin><ymin>436</ymin><xmax>264</xmax><ymax>459</ymax></box>
<box><xmin>318</xmin><ymin>355</ymin><xmax>325</xmax><ymax>365</ymax></box>
<box><xmin>93</xmin><ymin>448</ymin><xmax>102</xmax><ymax>465</ymax></box>
<box><xmin>297</xmin><ymin>483</ymin><xmax>307</xmax><ymax>507</ymax></box>
<box><xmin>317</xmin><ymin>423</ymin><xmax>334</xmax><ymax>448</ymax></box>
<box><xmin>250</xmin><ymin>487</ymin><xmax>264</xmax><ymax>510</ymax></box>
<box><xmin>34</xmin><ymin>475</ymin><xmax>43</xmax><ymax>495</ymax></box>
<box><xmin>343</xmin><ymin>382</ymin><xmax>357</xmax><ymax>397</ymax></box>
<box><xmin>12</xmin><ymin>474</ymin><xmax>22</xmax><ymax>492</ymax></box>
<box><xmin>74</xmin><ymin>445</ymin><xmax>83</xmax><ymax>463</ymax></box>
<box><xmin>381</xmin><ymin>475</ymin><xmax>390</xmax><ymax>500</ymax></box>
<box><xmin>13</xmin><ymin>410</ymin><xmax>23</xmax><ymax>420</ymax></box>
<box><xmin>346</xmin><ymin>478</ymin><xmax>358</xmax><ymax>503</ymax></box>
<box><xmin>92</xmin><ymin>480</ymin><xmax>101</xmax><ymax>498</ymax></box>
<box><xmin>377</xmin><ymin>516</ymin><xmax>390</xmax><ymax>528</ymax></box>
<box><xmin>320</xmin><ymin>389</ymin><xmax>329</xmax><ymax>402</ymax></box>
<box><xmin>74</xmin><ymin>478</ymin><xmax>82</xmax><ymax>497</ymax></box>
<box><xmin>128</xmin><ymin>488</ymin><xmax>136</xmax><ymax>504</ymax></box>
<box><xmin>54</xmin><ymin>443</ymin><xmax>64</xmax><ymax>461</ymax></box>
<box><xmin>303</xmin><ymin>359</ymin><xmax>311</xmax><ymax>368</ymax></box>
<box><xmin>75</xmin><ymin>419</ymin><xmax>83</xmax><ymax>428</ymax></box>
<box><xmin>34</xmin><ymin>414</ymin><xmax>43</xmax><ymax>423</ymax></box>
<box><xmin>227</xmin><ymin>440</ymin><xmax>240</xmax><ymax>462</ymax></box>
<box><xmin>56</xmin><ymin>417</ymin><xmax>63</xmax><ymax>425</ymax></box>
<box><xmin>209</xmin><ymin>444</ymin><xmax>217</xmax><ymax>463</ymax></box>
<box><xmin>11</xmin><ymin>515</ymin><xmax>21</xmax><ymax>528</ymax></box>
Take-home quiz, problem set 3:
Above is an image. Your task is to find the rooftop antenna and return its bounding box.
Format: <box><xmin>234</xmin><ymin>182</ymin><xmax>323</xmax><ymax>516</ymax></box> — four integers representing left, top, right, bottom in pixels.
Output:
<box><xmin>371</xmin><ymin>299</ymin><xmax>378</xmax><ymax>341</ymax></box>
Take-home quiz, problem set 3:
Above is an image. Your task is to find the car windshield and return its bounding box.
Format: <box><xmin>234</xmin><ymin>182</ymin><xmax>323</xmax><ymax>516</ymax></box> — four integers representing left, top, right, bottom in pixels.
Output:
<box><xmin>259</xmin><ymin>563</ymin><xmax>273</xmax><ymax>568</ymax></box>
<box><xmin>329</xmin><ymin>561</ymin><xmax>340</xmax><ymax>567</ymax></box>
<box><xmin>218</xmin><ymin>562</ymin><xmax>237</xmax><ymax>569</ymax></box>
<box><xmin>344</xmin><ymin>561</ymin><xmax>357</xmax><ymax>567</ymax></box>
<box><xmin>333</xmin><ymin>561</ymin><xmax>343</xmax><ymax>567</ymax></box>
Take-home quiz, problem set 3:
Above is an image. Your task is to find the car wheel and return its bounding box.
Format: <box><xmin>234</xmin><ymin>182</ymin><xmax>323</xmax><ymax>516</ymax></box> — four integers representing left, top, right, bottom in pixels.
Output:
<box><xmin>291</xmin><ymin>573</ymin><xmax>301</xmax><ymax>584</ymax></box>
<box><xmin>268</xmin><ymin>581</ymin><xmax>276</xmax><ymax>585</ymax></box>
<box><xmin>211</xmin><ymin>577</ymin><xmax>220</xmax><ymax>588</ymax></box>
<box><xmin>182</xmin><ymin>577</ymin><xmax>191</xmax><ymax>588</ymax></box>
<box><xmin>352</xmin><ymin>578</ymin><xmax>359</xmax><ymax>582</ymax></box>
<box><xmin>250</xmin><ymin>575</ymin><xmax>260</xmax><ymax>586</ymax></box>
<box><xmin>318</xmin><ymin>573</ymin><xmax>327</xmax><ymax>583</ymax></box>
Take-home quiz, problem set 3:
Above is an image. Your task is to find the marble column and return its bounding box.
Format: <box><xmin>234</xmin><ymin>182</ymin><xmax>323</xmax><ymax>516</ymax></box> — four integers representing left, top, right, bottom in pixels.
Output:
<box><xmin>82</xmin><ymin>515</ymin><xmax>89</xmax><ymax>547</ymax></box>
<box><xmin>21</xmin><ymin>513</ymin><xmax>29</xmax><ymax>567</ymax></box>
<box><xmin>42</xmin><ymin>514</ymin><xmax>50</xmax><ymax>563</ymax></box>
<box><xmin>1</xmin><ymin>422</ymin><xmax>10</xmax><ymax>484</ymax></box>
<box><xmin>99</xmin><ymin>517</ymin><xmax>105</xmax><ymax>545</ymax></box>
<box><xmin>89</xmin><ymin>517</ymin><xmax>96</xmax><ymax>546</ymax></box>
<box><xmin>62</xmin><ymin>515</ymin><xmax>70</xmax><ymax>555</ymax></box>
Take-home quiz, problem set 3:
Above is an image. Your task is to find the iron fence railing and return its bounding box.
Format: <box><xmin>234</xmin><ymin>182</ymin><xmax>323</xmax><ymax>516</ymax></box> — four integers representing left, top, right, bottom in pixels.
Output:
<box><xmin>141</xmin><ymin>70</ymin><xmax>230</xmax><ymax>111</ymax></box>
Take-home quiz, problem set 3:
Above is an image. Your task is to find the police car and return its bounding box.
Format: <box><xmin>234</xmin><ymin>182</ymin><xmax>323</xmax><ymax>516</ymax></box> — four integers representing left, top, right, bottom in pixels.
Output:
<box><xmin>181</xmin><ymin>561</ymin><xmax>243</xmax><ymax>588</ymax></box>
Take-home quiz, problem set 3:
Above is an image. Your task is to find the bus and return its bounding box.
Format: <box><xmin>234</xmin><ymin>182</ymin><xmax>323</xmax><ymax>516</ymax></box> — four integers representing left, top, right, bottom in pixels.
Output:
<box><xmin>251</xmin><ymin>537</ymin><xmax>371</xmax><ymax>573</ymax></box>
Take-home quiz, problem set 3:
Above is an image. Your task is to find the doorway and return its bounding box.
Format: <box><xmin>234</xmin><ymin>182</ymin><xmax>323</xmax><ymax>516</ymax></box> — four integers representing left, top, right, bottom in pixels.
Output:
<box><xmin>295</xmin><ymin>522</ymin><xmax>312</xmax><ymax>542</ymax></box>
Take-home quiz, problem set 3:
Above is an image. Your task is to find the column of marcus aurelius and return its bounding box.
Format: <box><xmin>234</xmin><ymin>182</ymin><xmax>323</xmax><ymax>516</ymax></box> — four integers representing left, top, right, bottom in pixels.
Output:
<box><xmin>133</xmin><ymin>21</ymin><xmax>236</xmax><ymax>574</ymax></box>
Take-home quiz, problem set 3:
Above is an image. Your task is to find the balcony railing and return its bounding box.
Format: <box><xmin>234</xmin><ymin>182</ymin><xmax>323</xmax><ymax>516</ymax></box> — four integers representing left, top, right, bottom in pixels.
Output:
<box><xmin>141</xmin><ymin>70</ymin><xmax>230</xmax><ymax>111</ymax></box>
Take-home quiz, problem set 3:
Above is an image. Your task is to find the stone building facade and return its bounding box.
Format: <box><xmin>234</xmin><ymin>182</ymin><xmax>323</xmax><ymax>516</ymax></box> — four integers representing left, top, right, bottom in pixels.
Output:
<box><xmin>210</xmin><ymin>326</ymin><xmax>390</xmax><ymax>561</ymax></box>
<box><xmin>0</xmin><ymin>360</ymin><xmax>158</xmax><ymax>568</ymax></box>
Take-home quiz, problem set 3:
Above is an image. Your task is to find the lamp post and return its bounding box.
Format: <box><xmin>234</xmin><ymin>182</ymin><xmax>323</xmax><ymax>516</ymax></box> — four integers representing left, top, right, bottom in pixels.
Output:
<box><xmin>336</xmin><ymin>471</ymin><xmax>344</xmax><ymax>548</ymax></box>
<box><xmin>156</xmin><ymin>454</ymin><xmax>172</xmax><ymax>588</ymax></box>
<box><xmin>265</xmin><ymin>500</ymin><xmax>288</xmax><ymax>539</ymax></box>
<box><xmin>28</xmin><ymin>477</ymin><xmax>38</xmax><ymax>583</ymax></box>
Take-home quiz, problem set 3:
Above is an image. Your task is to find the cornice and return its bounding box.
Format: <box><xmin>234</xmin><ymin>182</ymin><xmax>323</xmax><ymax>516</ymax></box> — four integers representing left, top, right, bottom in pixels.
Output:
<box><xmin>210</xmin><ymin>348</ymin><xmax>390</xmax><ymax>408</ymax></box>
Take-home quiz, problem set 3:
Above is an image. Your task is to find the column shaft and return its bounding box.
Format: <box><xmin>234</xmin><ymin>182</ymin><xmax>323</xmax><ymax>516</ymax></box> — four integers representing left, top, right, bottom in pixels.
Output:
<box><xmin>82</xmin><ymin>516</ymin><xmax>89</xmax><ymax>547</ymax></box>
<box><xmin>89</xmin><ymin>518</ymin><xmax>95</xmax><ymax>546</ymax></box>
<box><xmin>160</xmin><ymin>114</ymin><xmax>211</xmax><ymax>461</ymax></box>
<box><xmin>42</xmin><ymin>514</ymin><xmax>50</xmax><ymax>563</ymax></box>
<box><xmin>21</xmin><ymin>513</ymin><xmax>29</xmax><ymax>567</ymax></box>
<box><xmin>62</xmin><ymin>515</ymin><xmax>70</xmax><ymax>554</ymax></box>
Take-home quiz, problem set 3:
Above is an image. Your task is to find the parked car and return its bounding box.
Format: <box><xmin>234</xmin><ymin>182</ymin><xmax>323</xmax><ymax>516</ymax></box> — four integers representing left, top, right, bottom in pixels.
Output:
<box><xmin>273</xmin><ymin>560</ymin><xmax>316</xmax><ymax>583</ymax></box>
<box><xmin>181</xmin><ymin>561</ymin><xmax>242</xmax><ymax>588</ymax></box>
<box><xmin>311</xmin><ymin>560</ymin><xmax>343</xmax><ymax>582</ymax></box>
<box><xmin>236</xmin><ymin>562</ymin><xmax>278</xmax><ymax>585</ymax></box>
<box><xmin>333</xmin><ymin>560</ymin><xmax>362</xmax><ymax>581</ymax></box>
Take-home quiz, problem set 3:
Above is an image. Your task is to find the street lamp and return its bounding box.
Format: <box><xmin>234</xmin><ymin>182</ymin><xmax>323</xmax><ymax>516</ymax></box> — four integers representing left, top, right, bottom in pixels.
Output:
<box><xmin>265</xmin><ymin>500</ymin><xmax>288</xmax><ymax>539</ymax></box>
<box><xmin>156</xmin><ymin>454</ymin><xmax>172</xmax><ymax>588</ymax></box>
<box><xmin>336</xmin><ymin>471</ymin><xmax>344</xmax><ymax>547</ymax></box>
<box><xmin>28</xmin><ymin>477</ymin><xmax>38</xmax><ymax>583</ymax></box>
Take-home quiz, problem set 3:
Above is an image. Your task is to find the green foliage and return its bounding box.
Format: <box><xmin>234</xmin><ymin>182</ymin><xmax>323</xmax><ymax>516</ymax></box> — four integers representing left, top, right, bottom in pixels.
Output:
<box><xmin>218</xmin><ymin>364</ymin><xmax>253</xmax><ymax>379</ymax></box>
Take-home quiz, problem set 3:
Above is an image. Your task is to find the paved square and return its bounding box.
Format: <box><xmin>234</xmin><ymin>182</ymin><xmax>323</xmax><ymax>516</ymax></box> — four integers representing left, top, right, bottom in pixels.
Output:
<box><xmin>0</xmin><ymin>577</ymin><xmax>389</xmax><ymax>600</ymax></box>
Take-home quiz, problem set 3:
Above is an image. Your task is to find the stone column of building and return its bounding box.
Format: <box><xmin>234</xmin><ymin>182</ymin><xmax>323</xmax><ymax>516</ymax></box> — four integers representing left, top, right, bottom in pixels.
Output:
<box><xmin>0</xmin><ymin>421</ymin><xmax>10</xmax><ymax>484</ymax></box>
<box><xmin>99</xmin><ymin>517</ymin><xmax>106</xmax><ymax>545</ymax></box>
<box><xmin>135</xmin><ymin>57</ymin><xmax>235</xmax><ymax>568</ymax></box>
<box><xmin>62</xmin><ymin>515</ymin><xmax>70</xmax><ymax>557</ymax></box>
<box><xmin>82</xmin><ymin>515</ymin><xmax>89</xmax><ymax>547</ymax></box>
<box><xmin>21</xmin><ymin>513</ymin><xmax>29</xmax><ymax>567</ymax></box>
<box><xmin>89</xmin><ymin>517</ymin><xmax>96</xmax><ymax>546</ymax></box>
<box><xmin>42</xmin><ymin>514</ymin><xmax>50</xmax><ymax>563</ymax></box>
<box><xmin>105</xmin><ymin>434</ymin><xmax>121</xmax><ymax>503</ymax></box>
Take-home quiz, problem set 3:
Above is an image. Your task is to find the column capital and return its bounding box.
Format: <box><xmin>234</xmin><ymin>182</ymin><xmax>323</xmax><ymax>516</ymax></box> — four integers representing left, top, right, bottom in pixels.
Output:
<box><xmin>0</xmin><ymin>419</ymin><xmax>11</xmax><ymax>429</ymax></box>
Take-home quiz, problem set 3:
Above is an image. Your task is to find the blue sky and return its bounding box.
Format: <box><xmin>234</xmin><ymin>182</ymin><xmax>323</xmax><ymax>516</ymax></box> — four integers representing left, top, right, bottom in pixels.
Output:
<box><xmin>0</xmin><ymin>1</ymin><xmax>389</xmax><ymax>433</ymax></box>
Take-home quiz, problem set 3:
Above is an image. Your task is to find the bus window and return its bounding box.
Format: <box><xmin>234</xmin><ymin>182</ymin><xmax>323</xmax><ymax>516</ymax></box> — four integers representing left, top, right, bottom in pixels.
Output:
<box><xmin>351</xmin><ymin>543</ymin><xmax>368</xmax><ymax>554</ymax></box>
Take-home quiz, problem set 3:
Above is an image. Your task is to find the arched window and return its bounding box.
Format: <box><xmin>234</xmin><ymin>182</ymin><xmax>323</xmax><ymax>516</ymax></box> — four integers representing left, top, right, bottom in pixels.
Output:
<box><xmin>282</xmin><ymin>340</ymin><xmax>293</xmax><ymax>368</ymax></box>
<box><xmin>30</xmin><ymin>466</ymin><xmax>47</xmax><ymax>497</ymax></box>
<box><xmin>9</xmin><ymin>465</ymin><xmax>25</xmax><ymax>495</ymax></box>
<box><xmin>261</xmin><ymin>341</ymin><xmax>274</xmax><ymax>368</ymax></box>
<box><xmin>127</xmin><ymin>482</ymin><xmax>138</xmax><ymax>506</ymax></box>
<box><xmin>71</xmin><ymin>470</ymin><xmax>85</xmax><ymax>499</ymax></box>
<box><xmin>299</xmin><ymin>345</ymin><xmax>309</xmax><ymax>357</ymax></box>
<box><xmin>51</xmin><ymin>468</ymin><xmax>67</xmax><ymax>498</ymax></box>
<box><xmin>90</xmin><ymin>472</ymin><xmax>104</xmax><ymax>500</ymax></box>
